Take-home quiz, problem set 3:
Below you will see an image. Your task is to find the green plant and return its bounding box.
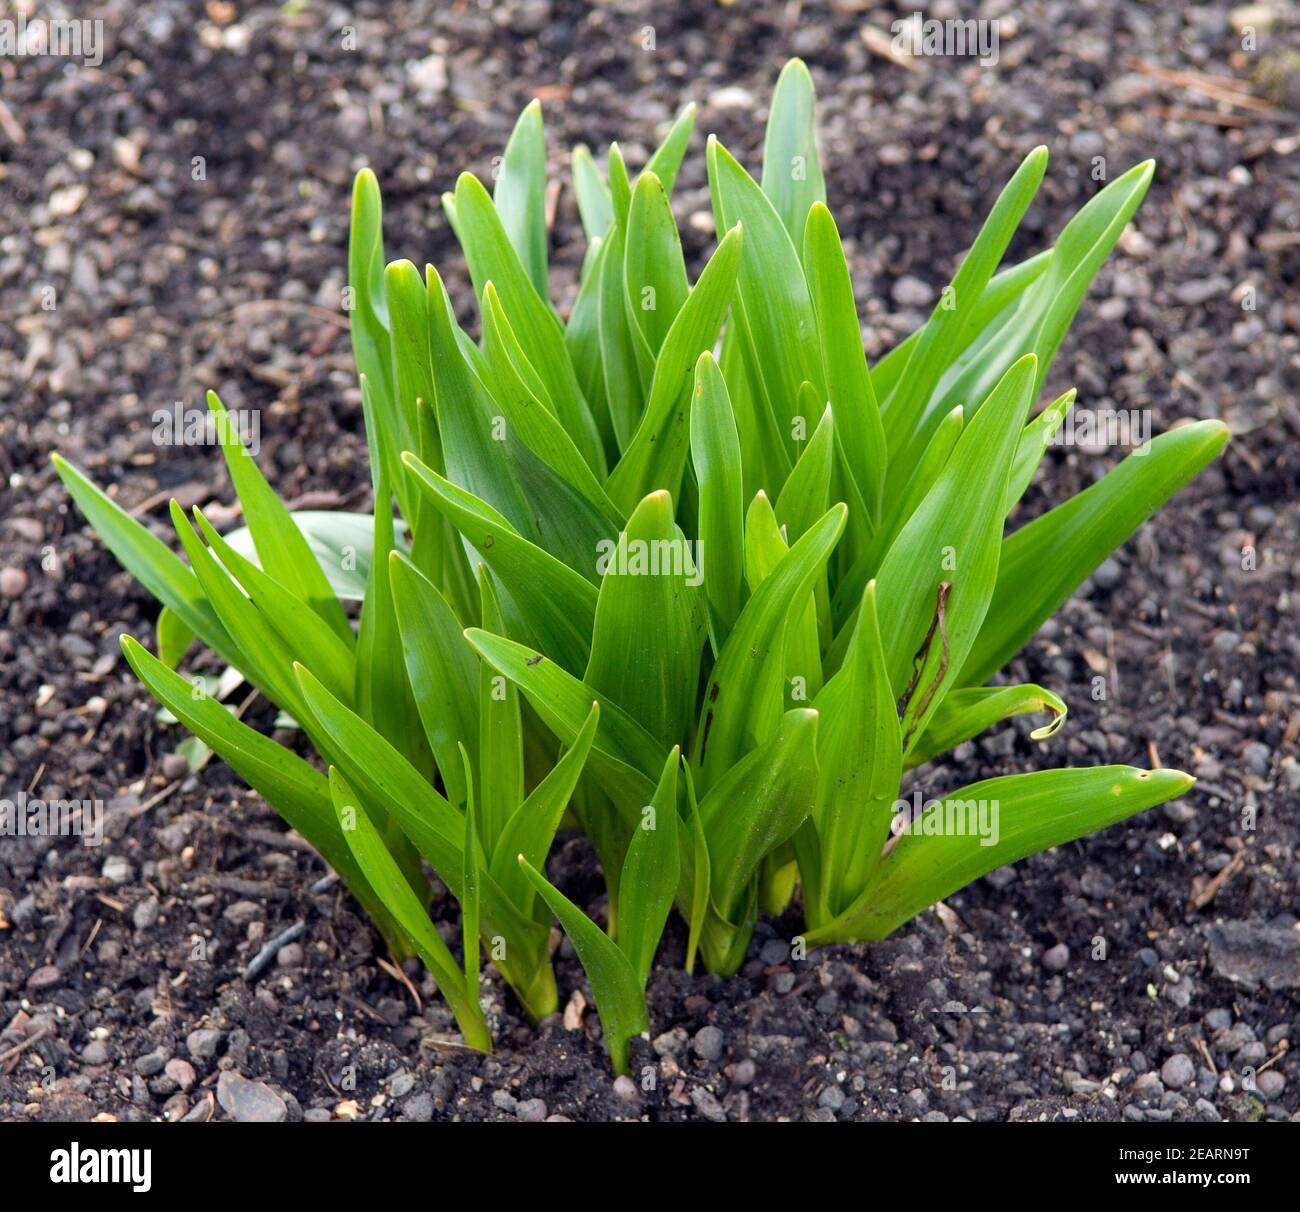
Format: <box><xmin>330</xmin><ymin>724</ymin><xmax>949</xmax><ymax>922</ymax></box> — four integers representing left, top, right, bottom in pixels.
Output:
<box><xmin>55</xmin><ymin>59</ymin><xmax>1227</xmax><ymax>1073</ymax></box>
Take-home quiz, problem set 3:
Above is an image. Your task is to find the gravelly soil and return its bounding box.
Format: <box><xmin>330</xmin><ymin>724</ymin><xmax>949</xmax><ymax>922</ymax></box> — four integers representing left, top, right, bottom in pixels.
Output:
<box><xmin>1</xmin><ymin>0</ymin><xmax>1298</xmax><ymax>1122</ymax></box>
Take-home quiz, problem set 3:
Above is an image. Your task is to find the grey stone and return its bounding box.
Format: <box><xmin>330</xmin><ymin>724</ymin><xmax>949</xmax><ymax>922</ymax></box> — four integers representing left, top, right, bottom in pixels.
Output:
<box><xmin>692</xmin><ymin>1025</ymin><xmax>725</xmax><ymax>1062</ymax></box>
<box><xmin>216</xmin><ymin>1072</ymin><xmax>287</xmax><ymax>1123</ymax></box>
<box><xmin>1160</xmin><ymin>1053</ymin><xmax>1195</xmax><ymax>1089</ymax></box>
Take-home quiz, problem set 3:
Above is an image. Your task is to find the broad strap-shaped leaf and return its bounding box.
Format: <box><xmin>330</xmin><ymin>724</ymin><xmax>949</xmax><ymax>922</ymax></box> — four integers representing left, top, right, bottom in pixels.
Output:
<box><xmin>51</xmin><ymin>454</ymin><xmax>238</xmax><ymax>669</ymax></box>
<box><xmin>476</xmin><ymin>568</ymin><xmax>524</xmax><ymax>851</ymax></box>
<box><xmin>490</xmin><ymin>703</ymin><xmax>600</xmax><ymax>911</ymax></box>
<box><xmin>679</xmin><ymin>762</ymin><xmax>711</xmax><ymax>975</ymax></box>
<box><xmin>194</xmin><ymin>507</ymin><xmax>356</xmax><ymax>707</ymax></box>
<box><xmin>459</xmin><ymin>745</ymin><xmax>482</xmax><ymax>998</ymax></box>
<box><xmin>356</xmin><ymin>379</ymin><xmax>427</xmax><ymax>770</ymax></box>
<box><xmin>806</xmin><ymin>767</ymin><xmax>1195</xmax><ymax>944</ymax></box>
<box><xmin>223</xmin><ymin>509</ymin><xmax>397</xmax><ymax>602</ymax></box>
<box><xmin>708</xmin><ymin>137</ymin><xmax>824</xmax><ymax>465</ymax></box>
<box><xmin>617</xmin><ymin>749</ymin><xmax>681</xmax><ymax>986</ymax></box>
<box><xmin>494</xmin><ymin>99</ymin><xmax>549</xmax><ymax>298</ymax></box>
<box><xmin>1005</xmin><ymin>389</ymin><xmax>1075</xmax><ymax>515</ymax></box>
<box><xmin>871</xmin><ymin>249</ymin><xmax>1052</xmax><ymax>401</ymax></box>
<box><xmin>403</xmin><ymin>453</ymin><xmax>598</xmax><ymax>677</ymax></box>
<box><xmin>426</xmin><ymin>267</ymin><xmax>615</xmax><ymax>575</ymax></box>
<box><xmin>155</xmin><ymin>606</ymin><xmax>194</xmax><ymax>669</ymax></box>
<box><xmin>624</xmin><ymin>171</ymin><xmax>689</xmax><ymax>372</ymax></box>
<box><xmin>389</xmin><ymin>552</ymin><xmax>480</xmax><ymax>806</ymax></box>
<box><xmin>745</xmin><ymin>491</ymin><xmax>822</xmax><ymax>703</ymax></box>
<box><xmin>804</xmin><ymin>202</ymin><xmax>887</xmax><ymax>525</ymax></box>
<box><xmin>960</xmin><ymin>419</ymin><xmax>1230</xmax><ymax>685</ymax></box>
<box><xmin>881</xmin><ymin>147</ymin><xmax>1048</xmax><ymax>465</ymax></box>
<box><xmin>452</xmin><ymin>171</ymin><xmax>605</xmax><ymax>473</ymax></box>
<box><xmin>294</xmin><ymin>662</ymin><xmax>465</xmax><ymax>883</ymax></box>
<box><xmin>643</xmin><ymin>103</ymin><xmax>696</xmax><ymax>196</ymax></box>
<box><xmin>906</xmin><ymin>683</ymin><xmax>1067</xmax><ymax>770</ymax></box>
<box><xmin>518</xmin><ymin>856</ymin><xmax>649</xmax><ymax>1075</ymax></box>
<box><xmin>761</xmin><ymin>58</ymin><xmax>826</xmax><ymax>249</ymax></box>
<box><xmin>605</xmin><ymin>224</ymin><xmax>744</xmax><ymax>514</ymax></box>
<box><xmin>119</xmin><ymin>635</ymin><xmax>408</xmax><ymax>956</ymax></box>
<box><xmin>695</xmin><ymin>503</ymin><xmax>846</xmax><ymax>792</ymax></box>
<box><xmin>480</xmin><ymin>281</ymin><xmax>624</xmax><ymax>528</ymax></box>
<box><xmin>699</xmin><ymin>707</ymin><xmax>820</xmax><ymax>922</ymax></box>
<box><xmin>812</xmin><ymin>580</ymin><xmax>902</xmax><ymax>920</ymax></box>
<box><xmin>347</xmin><ymin>170</ymin><xmax>400</xmax><ymax>508</ymax></box>
<box><xmin>465</xmin><ymin>629</ymin><xmax>661</xmax><ymax>808</ymax></box>
<box><xmin>597</xmin><ymin>222</ymin><xmax>645</xmax><ymax>453</ymax></box>
<box><xmin>330</xmin><ymin>767</ymin><xmax>490</xmax><ymax>1052</ymax></box>
<box><xmin>207</xmin><ymin>392</ymin><xmax>353</xmax><ymax>644</ymax></box>
<box><xmin>572</xmin><ymin>144</ymin><xmax>614</xmax><ymax>242</ymax></box>
<box><xmin>689</xmin><ymin>351</ymin><xmax>746</xmax><ymax>649</ymax></box>
<box><xmin>874</xmin><ymin>355</ymin><xmax>1037</xmax><ymax>753</ymax></box>
<box><xmin>894</xmin><ymin>161</ymin><xmax>1155</xmax><ymax>474</ymax></box>
<box><xmin>584</xmin><ymin>491</ymin><xmax>706</xmax><ymax>750</ymax></box>
<box><xmin>168</xmin><ymin>501</ymin><xmax>306</xmax><ymax>720</ymax></box>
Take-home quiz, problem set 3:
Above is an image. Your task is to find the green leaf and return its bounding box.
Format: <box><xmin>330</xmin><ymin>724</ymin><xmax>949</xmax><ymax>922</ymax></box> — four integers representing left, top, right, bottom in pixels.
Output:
<box><xmin>51</xmin><ymin>454</ymin><xmax>238</xmax><ymax>669</ymax></box>
<box><xmin>459</xmin><ymin>746</ymin><xmax>482</xmax><ymax>999</ymax></box>
<box><xmin>689</xmin><ymin>351</ymin><xmax>746</xmax><ymax>649</ymax></box>
<box><xmin>680</xmin><ymin>763</ymin><xmax>711</xmax><ymax>975</ymax></box>
<box><xmin>624</xmin><ymin>171</ymin><xmax>689</xmax><ymax>362</ymax></box>
<box><xmin>881</xmin><ymin>146</ymin><xmax>1048</xmax><ymax>463</ymax></box>
<box><xmin>1006</xmin><ymin>390</ymin><xmax>1075</xmax><ymax>514</ymax></box>
<box><xmin>874</xmin><ymin>354</ymin><xmax>1037</xmax><ymax>753</ymax></box>
<box><xmin>480</xmin><ymin>281</ymin><xmax>624</xmax><ymax>528</ymax></box>
<box><xmin>477</xmin><ymin>568</ymin><xmax>524</xmax><ymax>850</ymax></box>
<box><xmin>699</xmin><ymin>707</ymin><xmax>820</xmax><ymax>922</ymax></box>
<box><xmin>495</xmin><ymin>100</ymin><xmax>549</xmax><ymax>298</ymax></box>
<box><xmin>745</xmin><ymin>490</ymin><xmax>822</xmax><ymax>702</ymax></box>
<box><xmin>807</xmin><ymin>767</ymin><xmax>1195</xmax><ymax>944</ymax></box>
<box><xmin>643</xmin><ymin>104</ymin><xmax>696</xmax><ymax>196</ymax></box>
<box><xmin>518</xmin><ymin>856</ymin><xmax>649</xmax><ymax>1074</ymax></box>
<box><xmin>330</xmin><ymin>767</ymin><xmax>490</xmax><ymax>1051</ymax></box>
<box><xmin>761</xmin><ymin>58</ymin><xmax>826</xmax><ymax>248</ymax></box>
<box><xmin>347</xmin><ymin>170</ymin><xmax>399</xmax><ymax>501</ymax></box>
<box><xmin>695</xmin><ymin>503</ymin><xmax>846</xmax><ymax>791</ymax></box>
<box><xmin>617</xmin><ymin>749</ymin><xmax>681</xmax><ymax>986</ymax></box>
<box><xmin>119</xmin><ymin>635</ymin><xmax>408</xmax><ymax>956</ymax></box>
<box><xmin>356</xmin><ymin>379</ymin><xmax>426</xmax><ymax>769</ymax></box>
<box><xmin>389</xmin><ymin>552</ymin><xmax>480</xmax><ymax>806</ymax></box>
<box><xmin>803</xmin><ymin>202</ymin><xmax>887</xmax><ymax>525</ymax></box>
<box><xmin>961</xmin><ymin>419</ymin><xmax>1230</xmax><ymax>685</ymax></box>
<box><xmin>155</xmin><ymin>606</ymin><xmax>194</xmax><ymax>669</ymax></box>
<box><xmin>451</xmin><ymin>171</ymin><xmax>605</xmax><ymax>473</ymax></box>
<box><xmin>707</xmin><ymin>136</ymin><xmax>823</xmax><ymax>466</ymax></box>
<box><xmin>403</xmin><ymin>452</ymin><xmax>598</xmax><ymax>677</ymax></box>
<box><xmin>572</xmin><ymin>145</ymin><xmax>614</xmax><ymax>242</ymax></box>
<box><xmin>891</xmin><ymin>161</ymin><xmax>1155</xmax><ymax>477</ymax></box>
<box><xmin>906</xmin><ymin>683</ymin><xmax>1067</xmax><ymax>770</ymax></box>
<box><xmin>294</xmin><ymin>661</ymin><xmax>466</xmax><ymax>885</ymax></box>
<box><xmin>193</xmin><ymin>507</ymin><xmax>356</xmax><ymax>708</ymax></box>
<box><xmin>597</xmin><ymin>222</ymin><xmax>644</xmax><ymax>453</ymax></box>
<box><xmin>490</xmin><ymin>703</ymin><xmax>600</xmax><ymax>911</ymax></box>
<box><xmin>811</xmin><ymin>580</ymin><xmax>902</xmax><ymax>920</ymax></box>
<box><xmin>223</xmin><ymin>510</ymin><xmax>400</xmax><ymax>602</ymax></box>
<box><xmin>584</xmin><ymin>491</ymin><xmax>705</xmax><ymax>750</ymax></box>
<box><xmin>605</xmin><ymin>223</ymin><xmax>744</xmax><ymax>514</ymax></box>
<box><xmin>464</xmin><ymin>629</ymin><xmax>661</xmax><ymax>808</ymax></box>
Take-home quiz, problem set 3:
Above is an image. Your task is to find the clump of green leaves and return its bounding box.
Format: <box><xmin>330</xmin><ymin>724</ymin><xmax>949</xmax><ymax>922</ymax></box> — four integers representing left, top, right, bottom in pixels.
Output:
<box><xmin>56</xmin><ymin>59</ymin><xmax>1226</xmax><ymax>1072</ymax></box>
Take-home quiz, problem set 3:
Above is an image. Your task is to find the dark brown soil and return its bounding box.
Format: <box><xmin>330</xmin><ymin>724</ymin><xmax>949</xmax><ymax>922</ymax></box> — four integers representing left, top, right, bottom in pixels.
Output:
<box><xmin>1</xmin><ymin>0</ymin><xmax>1298</xmax><ymax>1123</ymax></box>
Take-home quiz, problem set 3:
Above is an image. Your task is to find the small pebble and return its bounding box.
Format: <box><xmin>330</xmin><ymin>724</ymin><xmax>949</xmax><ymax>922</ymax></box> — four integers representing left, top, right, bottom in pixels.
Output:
<box><xmin>1042</xmin><ymin>943</ymin><xmax>1070</xmax><ymax>973</ymax></box>
<box><xmin>1160</xmin><ymin>1053</ymin><xmax>1195</xmax><ymax>1090</ymax></box>
<box><xmin>0</xmin><ymin>566</ymin><xmax>28</xmax><ymax>598</ymax></box>
<box><xmin>692</xmin><ymin>1025</ymin><xmax>725</xmax><ymax>1063</ymax></box>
